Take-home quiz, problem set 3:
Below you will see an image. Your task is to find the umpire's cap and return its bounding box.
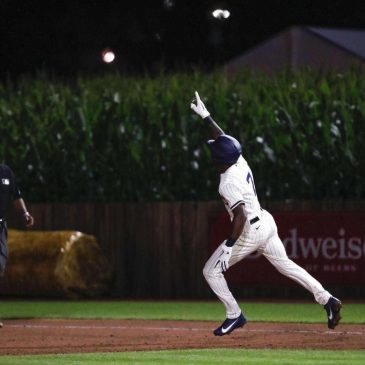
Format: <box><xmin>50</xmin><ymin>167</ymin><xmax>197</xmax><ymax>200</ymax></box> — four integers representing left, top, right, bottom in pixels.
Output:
<box><xmin>206</xmin><ymin>135</ymin><xmax>242</xmax><ymax>165</ymax></box>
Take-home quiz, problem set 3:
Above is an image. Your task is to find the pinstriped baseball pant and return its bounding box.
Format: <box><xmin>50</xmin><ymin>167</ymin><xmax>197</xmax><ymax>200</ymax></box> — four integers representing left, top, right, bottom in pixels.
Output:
<box><xmin>203</xmin><ymin>209</ymin><xmax>332</xmax><ymax>319</ymax></box>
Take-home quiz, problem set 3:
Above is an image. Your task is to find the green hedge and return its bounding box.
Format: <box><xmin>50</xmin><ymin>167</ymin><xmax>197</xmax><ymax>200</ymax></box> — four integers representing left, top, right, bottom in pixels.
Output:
<box><xmin>0</xmin><ymin>70</ymin><xmax>364</xmax><ymax>202</ymax></box>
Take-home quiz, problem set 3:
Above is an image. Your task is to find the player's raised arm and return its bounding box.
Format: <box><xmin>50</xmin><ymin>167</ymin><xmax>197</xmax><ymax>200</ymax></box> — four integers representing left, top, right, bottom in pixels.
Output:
<box><xmin>190</xmin><ymin>91</ymin><xmax>224</xmax><ymax>139</ymax></box>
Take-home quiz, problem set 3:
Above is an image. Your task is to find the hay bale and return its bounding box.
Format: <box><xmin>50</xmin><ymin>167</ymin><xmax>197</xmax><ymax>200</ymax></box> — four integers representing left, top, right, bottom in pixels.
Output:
<box><xmin>0</xmin><ymin>230</ymin><xmax>113</xmax><ymax>298</ymax></box>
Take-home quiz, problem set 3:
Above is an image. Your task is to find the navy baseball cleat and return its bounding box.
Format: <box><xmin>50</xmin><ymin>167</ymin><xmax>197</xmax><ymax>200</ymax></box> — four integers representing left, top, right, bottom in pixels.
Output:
<box><xmin>324</xmin><ymin>297</ymin><xmax>342</xmax><ymax>329</ymax></box>
<box><xmin>213</xmin><ymin>312</ymin><xmax>247</xmax><ymax>336</ymax></box>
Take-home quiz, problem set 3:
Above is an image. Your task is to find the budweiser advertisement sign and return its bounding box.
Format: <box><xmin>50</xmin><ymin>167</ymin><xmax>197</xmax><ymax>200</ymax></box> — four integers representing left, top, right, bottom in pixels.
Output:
<box><xmin>209</xmin><ymin>211</ymin><xmax>365</xmax><ymax>285</ymax></box>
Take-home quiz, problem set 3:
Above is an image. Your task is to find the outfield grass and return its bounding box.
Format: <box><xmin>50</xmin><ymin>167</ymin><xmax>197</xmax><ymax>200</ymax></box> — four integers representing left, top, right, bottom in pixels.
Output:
<box><xmin>1</xmin><ymin>348</ymin><xmax>365</xmax><ymax>365</ymax></box>
<box><xmin>0</xmin><ymin>300</ymin><xmax>364</xmax><ymax>324</ymax></box>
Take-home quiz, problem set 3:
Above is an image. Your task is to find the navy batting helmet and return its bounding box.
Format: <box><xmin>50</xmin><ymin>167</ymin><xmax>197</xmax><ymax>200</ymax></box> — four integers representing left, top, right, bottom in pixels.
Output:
<box><xmin>206</xmin><ymin>135</ymin><xmax>242</xmax><ymax>165</ymax></box>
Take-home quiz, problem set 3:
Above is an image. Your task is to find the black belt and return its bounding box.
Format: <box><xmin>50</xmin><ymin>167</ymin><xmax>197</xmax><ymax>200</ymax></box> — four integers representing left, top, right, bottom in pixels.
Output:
<box><xmin>249</xmin><ymin>208</ymin><xmax>263</xmax><ymax>225</ymax></box>
<box><xmin>249</xmin><ymin>216</ymin><xmax>260</xmax><ymax>225</ymax></box>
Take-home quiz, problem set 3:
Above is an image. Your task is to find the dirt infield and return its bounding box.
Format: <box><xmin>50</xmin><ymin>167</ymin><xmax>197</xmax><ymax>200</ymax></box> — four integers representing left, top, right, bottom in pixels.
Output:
<box><xmin>0</xmin><ymin>319</ymin><xmax>364</xmax><ymax>355</ymax></box>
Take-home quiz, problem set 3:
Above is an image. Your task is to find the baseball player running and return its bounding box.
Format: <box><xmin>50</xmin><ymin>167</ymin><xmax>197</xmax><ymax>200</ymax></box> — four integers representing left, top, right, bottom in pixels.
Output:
<box><xmin>190</xmin><ymin>91</ymin><xmax>342</xmax><ymax>336</ymax></box>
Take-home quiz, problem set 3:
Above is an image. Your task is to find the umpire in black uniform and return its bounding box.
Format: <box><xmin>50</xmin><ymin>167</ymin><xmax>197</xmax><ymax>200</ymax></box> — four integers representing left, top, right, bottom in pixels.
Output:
<box><xmin>0</xmin><ymin>164</ymin><xmax>34</xmax><ymax>276</ymax></box>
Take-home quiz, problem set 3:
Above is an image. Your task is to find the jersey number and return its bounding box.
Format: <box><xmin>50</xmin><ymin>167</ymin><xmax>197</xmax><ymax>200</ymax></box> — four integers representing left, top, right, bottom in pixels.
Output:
<box><xmin>246</xmin><ymin>172</ymin><xmax>257</xmax><ymax>196</ymax></box>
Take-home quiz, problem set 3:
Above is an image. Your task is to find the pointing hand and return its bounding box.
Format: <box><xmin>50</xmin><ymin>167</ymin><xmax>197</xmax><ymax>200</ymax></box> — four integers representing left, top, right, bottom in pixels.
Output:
<box><xmin>190</xmin><ymin>91</ymin><xmax>210</xmax><ymax>119</ymax></box>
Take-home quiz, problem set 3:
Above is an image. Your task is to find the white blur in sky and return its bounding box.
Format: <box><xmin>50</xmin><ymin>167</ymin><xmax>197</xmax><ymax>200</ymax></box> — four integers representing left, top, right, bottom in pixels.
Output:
<box><xmin>102</xmin><ymin>49</ymin><xmax>116</xmax><ymax>63</ymax></box>
<box><xmin>212</xmin><ymin>9</ymin><xmax>230</xmax><ymax>19</ymax></box>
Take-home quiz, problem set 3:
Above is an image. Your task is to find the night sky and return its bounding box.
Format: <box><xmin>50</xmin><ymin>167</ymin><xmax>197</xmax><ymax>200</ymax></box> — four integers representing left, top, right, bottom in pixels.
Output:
<box><xmin>2</xmin><ymin>0</ymin><xmax>365</xmax><ymax>77</ymax></box>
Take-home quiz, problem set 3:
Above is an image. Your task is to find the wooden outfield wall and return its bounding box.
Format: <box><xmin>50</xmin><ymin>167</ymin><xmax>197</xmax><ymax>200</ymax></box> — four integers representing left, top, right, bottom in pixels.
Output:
<box><xmin>7</xmin><ymin>200</ymin><xmax>365</xmax><ymax>298</ymax></box>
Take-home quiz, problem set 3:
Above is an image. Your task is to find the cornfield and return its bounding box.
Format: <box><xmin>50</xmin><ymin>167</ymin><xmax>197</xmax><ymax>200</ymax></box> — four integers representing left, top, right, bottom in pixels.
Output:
<box><xmin>0</xmin><ymin>70</ymin><xmax>364</xmax><ymax>202</ymax></box>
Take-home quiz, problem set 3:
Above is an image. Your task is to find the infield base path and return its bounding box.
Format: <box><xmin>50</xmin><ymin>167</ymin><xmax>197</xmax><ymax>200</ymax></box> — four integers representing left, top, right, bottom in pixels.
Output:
<box><xmin>1</xmin><ymin>319</ymin><xmax>364</xmax><ymax>355</ymax></box>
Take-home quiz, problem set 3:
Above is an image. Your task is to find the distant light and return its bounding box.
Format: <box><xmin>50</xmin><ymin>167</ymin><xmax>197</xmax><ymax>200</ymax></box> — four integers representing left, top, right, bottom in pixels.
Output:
<box><xmin>163</xmin><ymin>0</ymin><xmax>174</xmax><ymax>9</ymax></box>
<box><xmin>101</xmin><ymin>48</ymin><xmax>115</xmax><ymax>63</ymax></box>
<box><xmin>212</xmin><ymin>9</ymin><xmax>230</xmax><ymax>19</ymax></box>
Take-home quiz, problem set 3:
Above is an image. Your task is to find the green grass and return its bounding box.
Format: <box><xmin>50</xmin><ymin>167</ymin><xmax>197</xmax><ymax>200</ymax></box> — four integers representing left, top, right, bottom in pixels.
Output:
<box><xmin>1</xmin><ymin>349</ymin><xmax>365</xmax><ymax>365</ymax></box>
<box><xmin>1</xmin><ymin>302</ymin><xmax>363</xmax><ymax>364</ymax></box>
<box><xmin>0</xmin><ymin>300</ymin><xmax>364</xmax><ymax>324</ymax></box>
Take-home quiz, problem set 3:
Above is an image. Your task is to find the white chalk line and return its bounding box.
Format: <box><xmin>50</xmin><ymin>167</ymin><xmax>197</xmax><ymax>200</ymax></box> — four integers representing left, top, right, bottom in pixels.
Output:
<box><xmin>5</xmin><ymin>323</ymin><xmax>365</xmax><ymax>336</ymax></box>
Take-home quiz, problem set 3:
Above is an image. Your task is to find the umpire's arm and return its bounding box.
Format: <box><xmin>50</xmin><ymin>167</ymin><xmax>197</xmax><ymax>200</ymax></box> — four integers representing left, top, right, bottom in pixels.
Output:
<box><xmin>13</xmin><ymin>198</ymin><xmax>34</xmax><ymax>228</ymax></box>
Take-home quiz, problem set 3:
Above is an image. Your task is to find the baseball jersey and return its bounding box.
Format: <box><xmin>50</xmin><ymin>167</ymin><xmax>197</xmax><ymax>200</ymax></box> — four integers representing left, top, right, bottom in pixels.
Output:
<box><xmin>0</xmin><ymin>164</ymin><xmax>22</xmax><ymax>218</ymax></box>
<box><xmin>219</xmin><ymin>155</ymin><xmax>261</xmax><ymax>222</ymax></box>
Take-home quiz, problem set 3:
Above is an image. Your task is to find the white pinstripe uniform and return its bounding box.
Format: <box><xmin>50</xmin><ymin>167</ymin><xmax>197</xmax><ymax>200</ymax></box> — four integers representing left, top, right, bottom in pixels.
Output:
<box><xmin>203</xmin><ymin>155</ymin><xmax>332</xmax><ymax>319</ymax></box>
